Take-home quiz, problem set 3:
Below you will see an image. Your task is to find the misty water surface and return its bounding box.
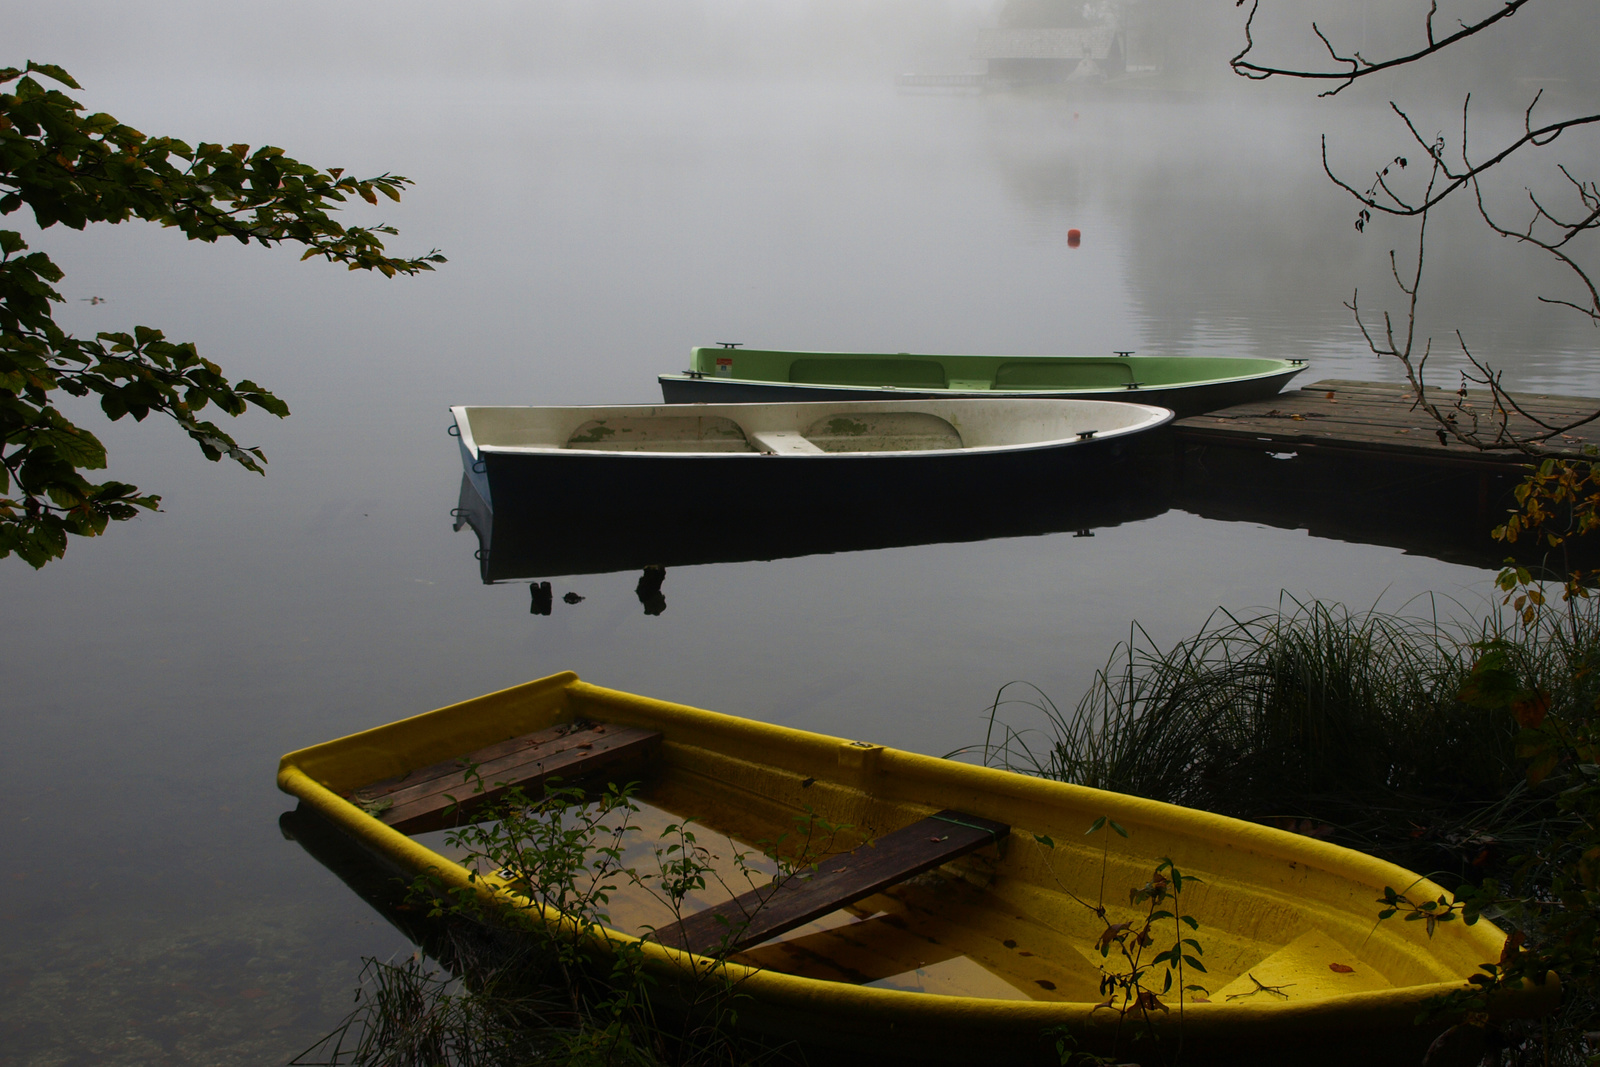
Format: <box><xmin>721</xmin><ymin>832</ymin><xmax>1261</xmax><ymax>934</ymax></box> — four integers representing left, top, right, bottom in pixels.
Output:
<box><xmin>5</xmin><ymin>9</ymin><xmax>1600</xmax><ymax>1061</ymax></box>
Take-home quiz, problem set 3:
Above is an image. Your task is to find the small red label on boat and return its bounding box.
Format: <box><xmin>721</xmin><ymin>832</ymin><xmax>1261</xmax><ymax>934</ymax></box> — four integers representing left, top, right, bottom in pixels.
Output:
<box><xmin>715</xmin><ymin>357</ymin><xmax>733</xmax><ymax>376</ymax></box>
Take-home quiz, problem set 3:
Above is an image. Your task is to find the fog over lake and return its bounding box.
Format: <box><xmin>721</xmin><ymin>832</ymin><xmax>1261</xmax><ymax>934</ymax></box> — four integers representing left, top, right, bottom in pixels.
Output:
<box><xmin>5</xmin><ymin>2</ymin><xmax>1600</xmax><ymax>1061</ymax></box>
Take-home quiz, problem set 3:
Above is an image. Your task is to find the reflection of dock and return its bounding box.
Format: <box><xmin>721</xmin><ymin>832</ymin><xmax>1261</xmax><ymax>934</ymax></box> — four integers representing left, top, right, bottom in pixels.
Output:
<box><xmin>1174</xmin><ymin>379</ymin><xmax>1600</xmax><ymax>466</ymax></box>
<box><xmin>1172</xmin><ymin>442</ymin><xmax>1535</xmax><ymax>571</ymax></box>
<box><xmin>1173</xmin><ymin>379</ymin><xmax>1600</xmax><ymax>572</ymax></box>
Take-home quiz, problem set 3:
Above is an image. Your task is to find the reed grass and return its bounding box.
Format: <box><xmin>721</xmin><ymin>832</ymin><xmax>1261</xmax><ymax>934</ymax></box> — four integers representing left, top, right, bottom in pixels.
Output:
<box><xmin>971</xmin><ymin>594</ymin><xmax>1600</xmax><ymax>886</ymax></box>
<box><xmin>294</xmin><ymin>947</ymin><xmax>565</xmax><ymax>1067</ymax></box>
<box><xmin>295</xmin><ymin>921</ymin><xmax>802</xmax><ymax>1067</ymax></box>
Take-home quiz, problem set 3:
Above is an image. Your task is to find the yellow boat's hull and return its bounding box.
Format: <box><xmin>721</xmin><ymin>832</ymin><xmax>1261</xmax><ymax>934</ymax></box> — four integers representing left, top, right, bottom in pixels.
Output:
<box><xmin>277</xmin><ymin>673</ymin><xmax>1557</xmax><ymax>1065</ymax></box>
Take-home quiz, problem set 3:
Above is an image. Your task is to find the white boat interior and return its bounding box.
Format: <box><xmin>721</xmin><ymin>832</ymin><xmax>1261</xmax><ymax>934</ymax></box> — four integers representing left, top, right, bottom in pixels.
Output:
<box><xmin>451</xmin><ymin>399</ymin><xmax>1172</xmax><ymax>458</ymax></box>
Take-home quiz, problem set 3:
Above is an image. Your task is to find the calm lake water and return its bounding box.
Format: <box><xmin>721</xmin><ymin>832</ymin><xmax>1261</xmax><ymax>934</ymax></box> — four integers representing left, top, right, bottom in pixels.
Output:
<box><xmin>5</xmin><ymin>69</ymin><xmax>1600</xmax><ymax>1064</ymax></box>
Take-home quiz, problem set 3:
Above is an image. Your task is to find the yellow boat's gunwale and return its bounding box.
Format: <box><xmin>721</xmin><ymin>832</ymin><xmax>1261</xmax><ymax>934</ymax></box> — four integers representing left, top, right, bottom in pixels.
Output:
<box><xmin>277</xmin><ymin>672</ymin><xmax>1557</xmax><ymax>1050</ymax></box>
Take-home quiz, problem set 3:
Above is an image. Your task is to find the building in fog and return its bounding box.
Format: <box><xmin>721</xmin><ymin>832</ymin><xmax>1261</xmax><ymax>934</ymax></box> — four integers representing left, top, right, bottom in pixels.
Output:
<box><xmin>971</xmin><ymin>0</ymin><xmax>1163</xmax><ymax>84</ymax></box>
<box><xmin>971</xmin><ymin>25</ymin><xmax>1127</xmax><ymax>83</ymax></box>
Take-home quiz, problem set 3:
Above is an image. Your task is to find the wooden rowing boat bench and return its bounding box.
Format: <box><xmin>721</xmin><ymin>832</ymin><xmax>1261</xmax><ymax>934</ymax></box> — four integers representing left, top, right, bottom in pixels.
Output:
<box><xmin>649</xmin><ymin>809</ymin><xmax>1010</xmax><ymax>957</ymax></box>
<box><xmin>346</xmin><ymin>720</ymin><xmax>662</xmax><ymax>835</ymax></box>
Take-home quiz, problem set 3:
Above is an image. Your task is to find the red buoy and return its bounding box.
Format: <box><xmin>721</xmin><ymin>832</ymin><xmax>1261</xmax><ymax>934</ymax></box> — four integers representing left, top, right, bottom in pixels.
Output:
<box><xmin>1067</xmin><ymin>228</ymin><xmax>1082</xmax><ymax>247</ymax></box>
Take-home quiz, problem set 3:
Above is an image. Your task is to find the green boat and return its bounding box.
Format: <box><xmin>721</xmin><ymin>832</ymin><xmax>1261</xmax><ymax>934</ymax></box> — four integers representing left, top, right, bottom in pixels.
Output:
<box><xmin>659</xmin><ymin>348</ymin><xmax>1306</xmax><ymax>417</ymax></box>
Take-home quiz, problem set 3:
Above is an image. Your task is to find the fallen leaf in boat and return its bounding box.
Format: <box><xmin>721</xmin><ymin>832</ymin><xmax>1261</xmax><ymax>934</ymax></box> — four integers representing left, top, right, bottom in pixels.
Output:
<box><xmin>1329</xmin><ymin>963</ymin><xmax>1354</xmax><ymax>973</ymax></box>
<box><xmin>1098</xmin><ymin>922</ymin><xmax>1132</xmax><ymax>951</ymax></box>
<box><xmin>1136</xmin><ymin>990</ymin><xmax>1169</xmax><ymax>1013</ymax></box>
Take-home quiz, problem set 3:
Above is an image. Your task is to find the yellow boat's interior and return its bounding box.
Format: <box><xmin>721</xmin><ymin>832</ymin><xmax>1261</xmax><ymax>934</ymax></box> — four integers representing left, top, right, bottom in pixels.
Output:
<box><xmin>578</xmin><ymin>735</ymin><xmax>1451</xmax><ymax>1005</ymax></box>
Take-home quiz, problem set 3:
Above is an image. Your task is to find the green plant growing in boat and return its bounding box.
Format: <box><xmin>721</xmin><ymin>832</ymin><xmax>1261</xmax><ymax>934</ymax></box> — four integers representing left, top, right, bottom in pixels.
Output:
<box><xmin>437</xmin><ymin>777</ymin><xmax>640</xmax><ymax>935</ymax></box>
<box><xmin>1375</xmin><ymin>882</ymin><xmax>1469</xmax><ymax>940</ymax></box>
<box><xmin>373</xmin><ymin>767</ymin><xmax>858</xmax><ymax>1064</ymax></box>
<box><xmin>1034</xmin><ymin>816</ymin><xmax>1207</xmax><ymax>1065</ymax></box>
<box><xmin>423</xmin><ymin>775</ymin><xmax>670</xmax><ymax>1062</ymax></box>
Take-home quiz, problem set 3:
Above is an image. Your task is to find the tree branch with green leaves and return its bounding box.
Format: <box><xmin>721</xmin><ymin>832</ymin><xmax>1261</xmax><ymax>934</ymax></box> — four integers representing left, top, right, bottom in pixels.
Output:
<box><xmin>0</xmin><ymin>60</ymin><xmax>444</xmax><ymax>567</ymax></box>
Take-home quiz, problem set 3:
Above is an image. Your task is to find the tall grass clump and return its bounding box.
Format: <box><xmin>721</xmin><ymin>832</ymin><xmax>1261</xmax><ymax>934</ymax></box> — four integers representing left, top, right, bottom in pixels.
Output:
<box><xmin>297</xmin><ymin>927</ymin><xmax>798</xmax><ymax>1067</ymax></box>
<box><xmin>975</xmin><ymin>594</ymin><xmax>1598</xmax><ymax>883</ymax></box>
<box><xmin>295</xmin><ymin>942</ymin><xmax>566</xmax><ymax>1067</ymax></box>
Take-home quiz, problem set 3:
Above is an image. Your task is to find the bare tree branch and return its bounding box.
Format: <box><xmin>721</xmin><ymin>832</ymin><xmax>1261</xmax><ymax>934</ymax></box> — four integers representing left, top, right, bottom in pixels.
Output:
<box><xmin>1352</xmin><ymin>216</ymin><xmax>1600</xmax><ymax>456</ymax></box>
<box><xmin>1235</xmin><ymin>1</ymin><xmax>1600</xmax><ymax>458</ymax></box>
<box><xmin>1338</xmin><ymin>152</ymin><xmax>1600</xmax><ymax>456</ymax></box>
<box><xmin>1325</xmin><ymin>98</ymin><xmax>1600</xmax><ymax>223</ymax></box>
<box><xmin>1231</xmin><ymin>0</ymin><xmax>1534</xmax><ymax>96</ymax></box>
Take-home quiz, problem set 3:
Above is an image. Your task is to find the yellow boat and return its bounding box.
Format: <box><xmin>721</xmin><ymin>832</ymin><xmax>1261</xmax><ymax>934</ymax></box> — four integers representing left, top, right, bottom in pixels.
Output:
<box><xmin>277</xmin><ymin>673</ymin><xmax>1555</xmax><ymax>1065</ymax></box>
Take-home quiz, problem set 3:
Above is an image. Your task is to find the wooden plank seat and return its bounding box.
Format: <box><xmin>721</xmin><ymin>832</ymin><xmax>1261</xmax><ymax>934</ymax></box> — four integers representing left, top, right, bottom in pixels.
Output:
<box><xmin>346</xmin><ymin>721</ymin><xmax>662</xmax><ymax>835</ymax></box>
<box><xmin>648</xmin><ymin>809</ymin><xmax>1010</xmax><ymax>957</ymax></box>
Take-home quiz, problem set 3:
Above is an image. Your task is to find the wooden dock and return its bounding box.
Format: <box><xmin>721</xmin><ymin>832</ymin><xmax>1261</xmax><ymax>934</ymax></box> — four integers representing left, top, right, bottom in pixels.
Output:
<box><xmin>1173</xmin><ymin>379</ymin><xmax>1600</xmax><ymax>467</ymax></box>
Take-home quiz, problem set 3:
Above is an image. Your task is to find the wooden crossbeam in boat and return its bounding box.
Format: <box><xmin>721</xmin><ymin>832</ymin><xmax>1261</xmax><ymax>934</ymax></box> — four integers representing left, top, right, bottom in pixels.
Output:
<box><xmin>649</xmin><ymin>809</ymin><xmax>1010</xmax><ymax>958</ymax></box>
<box><xmin>348</xmin><ymin>721</ymin><xmax>661</xmax><ymax>835</ymax></box>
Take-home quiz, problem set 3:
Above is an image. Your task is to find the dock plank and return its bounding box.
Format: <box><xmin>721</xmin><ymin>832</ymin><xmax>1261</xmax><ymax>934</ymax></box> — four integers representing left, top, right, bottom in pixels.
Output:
<box><xmin>648</xmin><ymin>810</ymin><xmax>1009</xmax><ymax>957</ymax></box>
<box><xmin>1174</xmin><ymin>380</ymin><xmax>1600</xmax><ymax>466</ymax></box>
<box><xmin>348</xmin><ymin>721</ymin><xmax>662</xmax><ymax>835</ymax></box>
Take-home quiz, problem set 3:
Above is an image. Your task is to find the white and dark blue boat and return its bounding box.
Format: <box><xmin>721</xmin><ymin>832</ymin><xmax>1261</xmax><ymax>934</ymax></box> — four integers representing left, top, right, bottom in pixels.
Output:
<box><xmin>450</xmin><ymin>398</ymin><xmax>1172</xmax><ymax>529</ymax></box>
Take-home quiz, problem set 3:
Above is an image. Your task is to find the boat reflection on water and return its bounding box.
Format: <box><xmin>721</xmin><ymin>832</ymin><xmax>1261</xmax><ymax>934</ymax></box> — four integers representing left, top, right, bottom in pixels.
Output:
<box><xmin>449</xmin><ymin>446</ymin><xmax>1179</xmax><ymax>608</ymax></box>
<box><xmin>450</xmin><ymin>438</ymin><xmax>1592</xmax><ymax>613</ymax></box>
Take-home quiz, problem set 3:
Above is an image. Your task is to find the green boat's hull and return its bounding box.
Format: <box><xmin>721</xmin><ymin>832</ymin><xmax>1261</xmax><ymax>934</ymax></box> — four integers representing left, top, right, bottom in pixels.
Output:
<box><xmin>660</xmin><ymin>349</ymin><xmax>1306</xmax><ymax>417</ymax></box>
